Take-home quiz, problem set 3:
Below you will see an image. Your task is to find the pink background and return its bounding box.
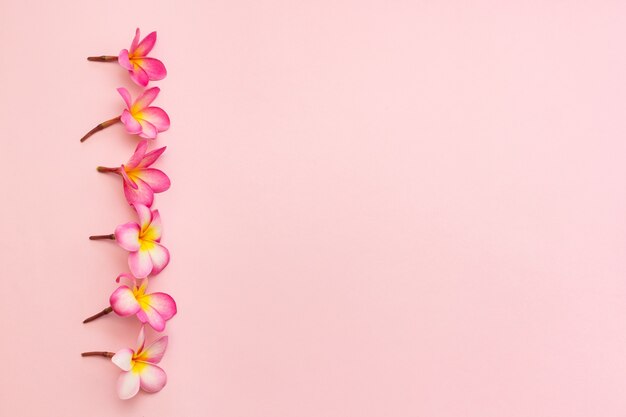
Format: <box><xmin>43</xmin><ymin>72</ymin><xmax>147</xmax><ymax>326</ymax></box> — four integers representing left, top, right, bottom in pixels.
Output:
<box><xmin>2</xmin><ymin>0</ymin><xmax>626</xmax><ymax>415</ymax></box>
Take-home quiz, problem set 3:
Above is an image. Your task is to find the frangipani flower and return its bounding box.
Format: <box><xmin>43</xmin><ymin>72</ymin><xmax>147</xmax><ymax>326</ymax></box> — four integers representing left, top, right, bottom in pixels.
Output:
<box><xmin>87</xmin><ymin>28</ymin><xmax>167</xmax><ymax>87</ymax></box>
<box><xmin>89</xmin><ymin>204</ymin><xmax>170</xmax><ymax>278</ymax></box>
<box><xmin>80</xmin><ymin>86</ymin><xmax>170</xmax><ymax>142</ymax></box>
<box><xmin>97</xmin><ymin>140</ymin><xmax>171</xmax><ymax>207</ymax></box>
<box><xmin>118</xmin><ymin>87</ymin><xmax>170</xmax><ymax>139</ymax></box>
<box><xmin>82</xmin><ymin>274</ymin><xmax>177</xmax><ymax>332</ymax></box>
<box><xmin>81</xmin><ymin>326</ymin><xmax>168</xmax><ymax>400</ymax></box>
<box><xmin>118</xmin><ymin>29</ymin><xmax>167</xmax><ymax>86</ymax></box>
<box><xmin>110</xmin><ymin>274</ymin><xmax>177</xmax><ymax>331</ymax></box>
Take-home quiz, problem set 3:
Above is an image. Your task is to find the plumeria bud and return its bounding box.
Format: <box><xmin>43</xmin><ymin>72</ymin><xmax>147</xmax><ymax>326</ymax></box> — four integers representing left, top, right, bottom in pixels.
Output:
<box><xmin>82</xmin><ymin>326</ymin><xmax>168</xmax><ymax>400</ymax></box>
<box><xmin>87</xmin><ymin>28</ymin><xmax>167</xmax><ymax>86</ymax></box>
<box><xmin>97</xmin><ymin>140</ymin><xmax>171</xmax><ymax>207</ymax></box>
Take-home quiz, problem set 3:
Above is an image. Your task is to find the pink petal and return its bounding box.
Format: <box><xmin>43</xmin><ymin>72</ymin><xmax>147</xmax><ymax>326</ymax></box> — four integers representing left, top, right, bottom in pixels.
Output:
<box><xmin>136</xmin><ymin>57</ymin><xmax>167</xmax><ymax>81</ymax></box>
<box><xmin>137</xmin><ymin>146</ymin><xmax>166</xmax><ymax>168</ymax></box>
<box><xmin>110</xmin><ymin>286</ymin><xmax>141</xmax><ymax>316</ymax></box>
<box><xmin>138</xmin><ymin>119</ymin><xmax>158</xmax><ymax>139</ymax></box>
<box><xmin>121</xmin><ymin>110</ymin><xmax>142</xmax><ymax>135</ymax></box>
<box><xmin>134</xmin><ymin>204</ymin><xmax>153</xmax><ymax>232</ymax></box>
<box><xmin>137</xmin><ymin>336</ymin><xmax>168</xmax><ymax>364</ymax></box>
<box><xmin>132</xmin><ymin>87</ymin><xmax>160</xmax><ymax>112</ymax></box>
<box><xmin>133</xmin><ymin>31</ymin><xmax>157</xmax><ymax>57</ymax></box>
<box><xmin>129</xmin><ymin>28</ymin><xmax>141</xmax><ymax>54</ymax></box>
<box><xmin>123</xmin><ymin>177</ymin><xmax>154</xmax><ymax>207</ymax></box>
<box><xmin>111</xmin><ymin>348</ymin><xmax>134</xmax><ymax>371</ymax></box>
<box><xmin>129</xmin><ymin>248</ymin><xmax>153</xmax><ymax>278</ymax></box>
<box><xmin>135</xmin><ymin>169</ymin><xmax>170</xmax><ymax>193</ymax></box>
<box><xmin>137</xmin><ymin>107</ymin><xmax>170</xmax><ymax>132</ymax></box>
<box><xmin>145</xmin><ymin>292</ymin><xmax>177</xmax><ymax>321</ymax></box>
<box><xmin>118</xmin><ymin>50</ymin><xmax>133</xmax><ymax>71</ymax></box>
<box><xmin>129</xmin><ymin>65</ymin><xmax>149</xmax><ymax>87</ymax></box>
<box><xmin>136</xmin><ymin>304</ymin><xmax>166</xmax><ymax>332</ymax></box>
<box><xmin>138</xmin><ymin>363</ymin><xmax>167</xmax><ymax>393</ymax></box>
<box><xmin>117</xmin><ymin>370</ymin><xmax>141</xmax><ymax>400</ymax></box>
<box><xmin>114</xmin><ymin>222</ymin><xmax>141</xmax><ymax>252</ymax></box>
<box><xmin>120</xmin><ymin>165</ymin><xmax>138</xmax><ymax>190</ymax></box>
<box><xmin>126</xmin><ymin>140</ymin><xmax>149</xmax><ymax>169</ymax></box>
<box><xmin>116</xmin><ymin>272</ymin><xmax>135</xmax><ymax>284</ymax></box>
<box><xmin>117</xmin><ymin>88</ymin><xmax>132</xmax><ymax>109</ymax></box>
<box><xmin>136</xmin><ymin>326</ymin><xmax>146</xmax><ymax>352</ymax></box>
<box><xmin>142</xmin><ymin>209</ymin><xmax>162</xmax><ymax>242</ymax></box>
<box><xmin>148</xmin><ymin>243</ymin><xmax>170</xmax><ymax>275</ymax></box>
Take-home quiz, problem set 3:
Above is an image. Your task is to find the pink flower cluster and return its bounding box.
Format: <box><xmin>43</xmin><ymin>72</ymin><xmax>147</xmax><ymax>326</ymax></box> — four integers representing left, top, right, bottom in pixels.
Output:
<box><xmin>81</xmin><ymin>29</ymin><xmax>176</xmax><ymax>400</ymax></box>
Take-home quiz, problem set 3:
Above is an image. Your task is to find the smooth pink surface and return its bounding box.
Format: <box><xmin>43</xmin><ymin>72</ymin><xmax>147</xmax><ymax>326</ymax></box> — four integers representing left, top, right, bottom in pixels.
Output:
<box><xmin>1</xmin><ymin>1</ymin><xmax>626</xmax><ymax>416</ymax></box>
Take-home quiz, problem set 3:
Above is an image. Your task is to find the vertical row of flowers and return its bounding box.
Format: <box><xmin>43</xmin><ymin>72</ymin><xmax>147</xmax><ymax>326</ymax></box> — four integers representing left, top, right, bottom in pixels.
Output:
<box><xmin>79</xmin><ymin>29</ymin><xmax>177</xmax><ymax>400</ymax></box>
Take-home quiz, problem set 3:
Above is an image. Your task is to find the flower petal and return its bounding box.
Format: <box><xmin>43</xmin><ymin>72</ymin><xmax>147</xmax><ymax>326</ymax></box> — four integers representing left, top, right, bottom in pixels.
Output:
<box><xmin>137</xmin><ymin>119</ymin><xmax>158</xmax><ymax>139</ymax></box>
<box><xmin>111</xmin><ymin>348</ymin><xmax>134</xmax><ymax>371</ymax></box>
<box><xmin>114</xmin><ymin>222</ymin><xmax>141</xmax><ymax>252</ymax></box>
<box><xmin>136</xmin><ymin>326</ymin><xmax>146</xmax><ymax>352</ymax></box>
<box><xmin>132</xmin><ymin>87</ymin><xmax>160</xmax><ymax>113</ymax></box>
<box><xmin>136</xmin><ymin>57</ymin><xmax>167</xmax><ymax>81</ymax></box>
<box><xmin>118</xmin><ymin>50</ymin><xmax>133</xmax><ymax>71</ymax></box>
<box><xmin>129</xmin><ymin>248</ymin><xmax>153</xmax><ymax>278</ymax></box>
<box><xmin>136</xmin><ymin>107</ymin><xmax>170</xmax><ymax>132</ymax></box>
<box><xmin>136</xmin><ymin>304</ymin><xmax>166</xmax><ymax>332</ymax></box>
<box><xmin>117</xmin><ymin>370</ymin><xmax>141</xmax><ymax>400</ymax></box>
<box><xmin>148</xmin><ymin>243</ymin><xmax>170</xmax><ymax>275</ymax></box>
<box><xmin>137</xmin><ymin>146</ymin><xmax>166</xmax><ymax>168</ymax></box>
<box><xmin>117</xmin><ymin>88</ymin><xmax>132</xmax><ymax>109</ymax></box>
<box><xmin>129</xmin><ymin>64</ymin><xmax>149</xmax><ymax>87</ymax></box>
<box><xmin>137</xmin><ymin>363</ymin><xmax>167</xmax><ymax>393</ymax></box>
<box><xmin>129</xmin><ymin>28</ymin><xmax>141</xmax><ymax>54</ymax></box>
<box><xmin>121</xmin><ymin>109</ymin><xmax>142</xmax><ymax>135</ymax></box>
<box><xmin>144</xmin><ymin>292</ymin><xmax>177</xmax><ymax>321</ymax></box>
<box><xmin>123</xmin><ymin>177</ymin><xmax>154</xmax><ymax>207</ymax></box>
<box><xmin>136</xmin><ymin>336</ymin><xmax>168</xmax><ymax>364</ymax></box>
<box><xmin>126</xmin><ymin>140</ymin><xmax>149</xmax><ymax>169</ymax></box>
<box><xmin>134</xmin><ymin>204</ymin><xmax>153</xmax><ymax>232</ymax></box>
<box><xmin>141</xmin><ymin>209</ymin><xmax>162</xmax><ymax>242</ymax></box>
<box><xmin>120</xmin><ymin>165</ymin><xmax>138</xmax><ymax>190</ymax></box>
<box><xmin>133</xmin><ymin>31</ymin><xmax>157</xmax><ymax>57</ymax></box>
<box><xmin>133</xmin><ymin>169</ymin><xmax>170</xmax><ymax>193</ymax></box>
<box><xmin>110</xmin><ymin>286</ymin><xmax>141</xmax><ymax>316</ymax></box>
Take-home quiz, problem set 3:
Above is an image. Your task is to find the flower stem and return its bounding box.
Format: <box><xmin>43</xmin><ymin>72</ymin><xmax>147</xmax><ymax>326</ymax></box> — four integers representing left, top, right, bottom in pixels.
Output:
<box><xmin>87</xmin><ymin>56</ymin><xmax>119</xmax><ymax>62</ymax></box>
<box><xmin>89</xmin><ymin>234</ymin><xmax>115</xmax><ymax>240</ymax></box>
<box><xmin>80</xmin><ymin>116</ymin><xmax>121</xmax><ymax>143</ymax></box>
<box><xmin>83</xmin><ymin>306</ymin><xmax>113</xmax><ymax>323</ymax></box>
<box><xmin>81</xmin><ymin>351</ymin><xmax>115</xmax><ymax>358</ymax></box>
<box><xmin>96</xmin><ymin>166</ymin><xmax>119</xmax><ymax>173</ymax></box>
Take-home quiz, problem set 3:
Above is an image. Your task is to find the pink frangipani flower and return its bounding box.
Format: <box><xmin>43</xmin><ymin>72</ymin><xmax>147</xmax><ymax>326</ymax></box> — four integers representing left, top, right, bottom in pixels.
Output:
<box><xmin>82</xmin><ymin>274</ymin><xmax>177</xmax><ymax>332</ymax></box>
<box><xmin>110</xmin><ymin>274</ymin><xmax>177</xmax><ymax>331</ymax></box>
<box><xmin>97</xmin><ymin>140</ymin><xmax>171</xmax><ymax>207</ymax></box>
<box><xmin>118</xmin><ymin>28</ymin><xmax>167</xmax><ymax>86</ymax></box>
<box><xmin>89</xmin><ymin>204</ymin><xmax>170</xmax><ymax>278</ymax></box>
<box><xmin>81</xmin><ymin>326</ymin><xmax>168</xmax><ymax>400</ymax></box>
<box><xmin>80</xmin><ymin>87</ymin><xmax>170</xmax><ymax>142</ymax></box>
<box><xmin>118</xmin><ymin>87</ymin><xmax>170</xmax><ymax>139</ymax></box>
<box><xmin>87</xmin><ymin>28</ymin><xmax>167</xmax><ymax>87</ymax></box>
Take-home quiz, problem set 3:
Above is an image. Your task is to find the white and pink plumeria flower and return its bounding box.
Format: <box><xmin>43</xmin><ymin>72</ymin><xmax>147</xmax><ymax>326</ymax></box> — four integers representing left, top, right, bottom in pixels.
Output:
<box><xmin>97</xmin><ymin>139</ymin><xmax>171</xmax><ymax>207</ymax></box>
<box><xmin>82</xmin><ymin>326</ymin><xmax>169</xmax><ymax>400</ymax></box>
<box><xmin>89</xmin><ymin>204</ymin><xmax>170</xmax><ymax>278</ymax></box>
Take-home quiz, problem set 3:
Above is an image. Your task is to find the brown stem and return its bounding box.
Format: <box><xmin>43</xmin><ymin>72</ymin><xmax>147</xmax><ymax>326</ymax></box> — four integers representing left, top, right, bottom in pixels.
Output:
<box><xmin>97</xmin><ymin>166</ymin><xmax>119</xmax><ymax>173</ymax></box>
<box><xmin>83</xmin><ymin>306</ymin><xmax>113</xmax><ymax>323</ymax></box>
<box><xmin>89</xmin><ymin>234</ymin><xmax>115</xmax><ymax>240</ymax></box>
<box><xmin>81</xmin><ymin>351</ymin><xmax>115</xmax><ymax>358</ymax></box>
<box><xmin>80</xmin><ymin>116</ymin><xmax>121</xmax><ymax>143</ymax></box>
<box><xmin>87</xmin><ymin>56</ymin><xmax>119</xmax><ymax>62</ymax></box>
